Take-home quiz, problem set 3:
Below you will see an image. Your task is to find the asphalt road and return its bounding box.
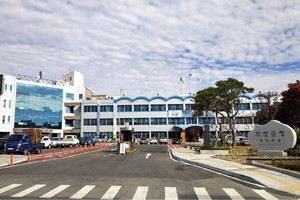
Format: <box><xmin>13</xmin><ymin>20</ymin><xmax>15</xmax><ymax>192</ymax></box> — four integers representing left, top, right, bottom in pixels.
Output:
<box><xmin>0</xmin><ymin>145</ymin><xmax>297</xmax><ymax>199</ymax></box>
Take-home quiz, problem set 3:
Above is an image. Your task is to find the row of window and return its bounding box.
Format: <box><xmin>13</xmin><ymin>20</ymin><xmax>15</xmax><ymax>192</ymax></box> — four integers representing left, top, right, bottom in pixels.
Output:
<box><xmin>82</xmin><ymin>132</ymin><xmax>170</xmax><ymax>140</ymax></box>
<box><xmin>2</xmin><ymin>99</ymin><xmax>12</xmax><ymax>108</ymax></box>
<box><xmin>83</xmin><ymin>103</ymin><xmax>268</xmax><ymax>113</ymax></box>
<box><xmin>83</xmin><ymin>117</ymin><xmax>254</xmax><ymax>126</ymax></box>
<box><xmin>66</xmin><ymin>93</ymin><xmax>83</xmax><ymax>100</ymax></box>
<box><xmin>2</xmin><ymin>84</ymin><xmax>13</xmax><ymax>93</ymax></box>
<box><xmin>2</xmin><ymin>115</ymin><xmax>11</xmax><ymax>124</ymax></box>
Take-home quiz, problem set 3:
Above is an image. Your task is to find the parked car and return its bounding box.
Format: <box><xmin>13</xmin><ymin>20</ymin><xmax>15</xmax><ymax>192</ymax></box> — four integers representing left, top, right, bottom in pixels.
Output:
<box><xmin>159</xmin><ymin>136</ymin><xmax>168</xmax><ymax>144</ymax></box>
<box><xmin>0</xmin><ymin>138</ymin><xmax>6</xmax><ymax>151</ymax></box>
<box><xmin>41</xmin><ymin>136</ymin><xmax>52</xmax><ymax>149</ymax></box>
<box><xmin>238</xmin><ymin>137</ymin><xmax>250</xmax><ymax>146</ymax></box>
<box><xmin>172</xmin><ymin>138</ymin><xmax>181</xmax><ymax>144</ymax></box>
<box><xmin>149</xmin><ymin>138</ymin><xmax>158</xmax><ymax>144</ymax></box>
<box><xmin>140</xmin><ymin>138</ymin><xmax>147</xmax><ymax>144</ymax></box>
<box><xmin>82</xmin><ymin>135</ymin><xmax>96</xmax><ymax>146</ymax></box>
<box><xmin>50</xmin><ymin>137</ymin><xmax>61</xmax><ymax>148</ymax></box>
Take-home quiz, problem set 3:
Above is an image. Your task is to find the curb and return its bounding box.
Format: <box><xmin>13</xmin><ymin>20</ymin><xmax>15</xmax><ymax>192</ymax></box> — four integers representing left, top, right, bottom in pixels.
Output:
<box><xmin>169</xmin><ymin>149</ymin><xmax>266</xmax><ymax>187</ymax></box>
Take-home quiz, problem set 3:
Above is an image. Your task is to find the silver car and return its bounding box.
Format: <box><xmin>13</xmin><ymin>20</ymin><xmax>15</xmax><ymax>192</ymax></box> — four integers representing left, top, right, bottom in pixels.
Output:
<box><xmin>149</xmin><ymin>138</ymin><xmax>158</xmax><ymax>144</ymax></box>
<box><xmin>159</xmin><ymin>136</ymin><xmax>168</xmax><ymax>144</ymax></box>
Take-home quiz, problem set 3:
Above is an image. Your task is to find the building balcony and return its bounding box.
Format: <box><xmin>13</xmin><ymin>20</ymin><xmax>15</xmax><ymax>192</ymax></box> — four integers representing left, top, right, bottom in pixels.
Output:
<box><xmin>64</xmin><ymin>115</ymin><xmax>81</xmax><ymax>120</ymax></box>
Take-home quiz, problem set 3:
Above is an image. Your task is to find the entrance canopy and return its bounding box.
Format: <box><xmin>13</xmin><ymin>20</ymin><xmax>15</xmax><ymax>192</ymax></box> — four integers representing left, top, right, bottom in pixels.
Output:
<box><xmin>173</xmin><ymin>124</ymin><xmax>203</xmax><ymax>130</ymax></box>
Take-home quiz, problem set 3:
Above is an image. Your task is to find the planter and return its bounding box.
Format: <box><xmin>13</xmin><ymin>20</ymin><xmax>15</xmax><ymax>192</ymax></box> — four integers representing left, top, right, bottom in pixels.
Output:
<box><xmin>200</xmin><ymin>149</ymin><xmax>229</xmax><ymax>155</ymax></box>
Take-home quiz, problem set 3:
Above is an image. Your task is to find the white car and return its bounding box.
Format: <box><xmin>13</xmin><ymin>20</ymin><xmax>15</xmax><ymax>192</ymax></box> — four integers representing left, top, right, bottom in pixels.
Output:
<box><xmin>50</xmin><ymin>137</ymin><xmax>61</xmax><ymax>148</ymax></box>
<box><xmin>149</xmin><ymin>138</ymin><xmax>158</xmax><ymax>144</ymax></box>
<box><xmin>41</xmin><ymin>136</ymin><xmax>51</xmax><ymax>149</ymax></box>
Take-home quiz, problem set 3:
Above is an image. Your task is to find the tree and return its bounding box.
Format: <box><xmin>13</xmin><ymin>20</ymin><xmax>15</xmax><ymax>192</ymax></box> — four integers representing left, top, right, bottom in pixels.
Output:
<box><xmin>215</xmin><ymin>78</ymin><xmax>254</xmax><ymax>146</ymax></box>
<box><xmin>193</xmin><ymin>78</ymin><xmax>254</xmax><ymax>146</ymax></box>
<box><xmin>256</xmin><ymin>104</ymin><xmax>280</xmax><ymax>125</ymax></box>
<box><xmin>192</xmin><ymin>87</ymin><xmax>225</xmax><ymax>144</ymax></box>
<box><xmin>255</xmin><ymin>91</ymin><xmax>281</xmax><ymax>125</ymax></box>
<box><xmin>277</xmin><ymin>80</ymin><xmax>300</xmax><ymax>125</ymax></box>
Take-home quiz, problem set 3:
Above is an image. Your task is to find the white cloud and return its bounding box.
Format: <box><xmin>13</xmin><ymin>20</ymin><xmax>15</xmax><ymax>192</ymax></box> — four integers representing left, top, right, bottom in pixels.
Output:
<box><xmin>0</xmin><ymin>0</ymin><xmax>300</xmax><ymax>97</ymax></box>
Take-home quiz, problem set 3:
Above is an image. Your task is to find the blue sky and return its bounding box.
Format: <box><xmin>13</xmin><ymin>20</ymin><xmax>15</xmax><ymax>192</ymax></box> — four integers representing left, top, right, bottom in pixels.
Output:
<box><xmin>1</xmin><ymin>0</ymin><xmax>299</xmax><ymax>97</ymax></box>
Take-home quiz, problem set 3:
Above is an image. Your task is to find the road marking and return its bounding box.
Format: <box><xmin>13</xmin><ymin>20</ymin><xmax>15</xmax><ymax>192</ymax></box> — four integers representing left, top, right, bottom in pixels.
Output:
<box><xmin>223</xmin><ymin>188</ymin><xmax>245</xmax><ymax>200</ymax></box>
<box><xmin>0</xmin><ymin>184</ymin><xmax>21</xmax><ymax>194</ymax></box>
<box><xmin>194</xmin><ymin>187</ymin><xmax>211</xmax><ymax>200</ymax></box>
<box><xmin>132</xmin><ymin>186</ymin><xmax>148</xmax><ymax>200</ymax></box>
<box><xmin>146</xmin><ymin>153</ymin><xmax>151</xmax><ymax>159</ymax></box>
<box><xmin>253</xmin><ymin>189</ymin><xmax>279</xmax><ymax>200</ymax></box>
<box><xmin>70</xmin><ymin>185</ymin><xmax>95</xmax><ymax>199</ymax></box>
<box><xmin>165</xmin><ymin>187</ymin><xmax>178</xmax><ymax>200</ymax></box>
<box><xmin>40</xmin><ymin>184</ymin><xmax>70</xmax><ymax>198</ymax></box>
<box><xmin>101</xmin><ymin>185</ymin><xmax>121</xmax><ymax>199</ymax></box>
<box><xmin>11</xmin><ymin>184</ymin><xmax>46</xmax><ymax>197</ymax></box>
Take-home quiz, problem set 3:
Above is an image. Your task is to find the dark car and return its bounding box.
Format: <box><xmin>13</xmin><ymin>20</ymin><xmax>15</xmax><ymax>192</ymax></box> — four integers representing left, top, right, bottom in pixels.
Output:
<box><xmin>82</xmin><ymin>136</ymin><xmax>96</xmax><ymax>146</ymax></box>
<box><xmin>172</xmin><ymin>138</ymin><xmax>181</xmax><ymax>144</ymax></box>
<box><xmin>0</xmin><ymin>138</ymin><xmax>6</xmax><ymax>151</ymax></box>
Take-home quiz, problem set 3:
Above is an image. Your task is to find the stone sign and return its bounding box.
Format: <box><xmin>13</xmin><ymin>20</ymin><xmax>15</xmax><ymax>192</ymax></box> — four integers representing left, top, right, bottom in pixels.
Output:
<box><xmin>248</xmin><ymin>120</ymin><xmax>297</xmax><ymax>156</ymax></box>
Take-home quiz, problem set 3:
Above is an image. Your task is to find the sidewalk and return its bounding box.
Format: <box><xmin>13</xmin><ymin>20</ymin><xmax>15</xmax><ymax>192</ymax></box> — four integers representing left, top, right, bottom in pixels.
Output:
<box><xmin>169</xmin><ymin>147</ymin><xmax>300</xmax><ymax>196</ymax></box>
<box><xmin>0</xmin><ymin>153</ymin><xmax>27</xmax><ymax>167</ymax></box>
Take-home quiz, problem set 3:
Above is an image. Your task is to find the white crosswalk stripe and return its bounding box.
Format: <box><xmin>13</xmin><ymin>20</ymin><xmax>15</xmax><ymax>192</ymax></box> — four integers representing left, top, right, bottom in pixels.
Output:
<box><xmin>11</xmin><ymin>184</ymin><xmax>46</xmax><ymax>197</ymax></box>
<box><xmin>70</xmin><ymin>185</ymin><xmax>95</xmax><ymax>199</ymax></box>
<box><xmin>165</xmin><ymin>187</ymin><xmax>178</xmax><ymax>200</ymax></box>
<box><xmin>40</xmin><ymin>184</ymin><xmax>70</xmax><ymax>198</ymax></box>
<box><xmin>253</xmin><ymin>189</ymin><xmax>279</xmax><ymax>200</ymax></box>
<box><xmin>0</xmin><ymin>184</ymin><xmax>21</xmax><ymax>195</ymax></box>
<box><xmin>0</xmin><ymin>184</ymin><xmax>288</xmax><ymax>199</ymax></box>
<box><xmin>223</xmin><ymin>188</ymin><xmax>245</xmax><ymax>200</ymax></box>
<box><xmin>194</xmin><ymin>187</ymin><xmax>211</xmax><ymax>200</ymax></box>
<box><xmin>132</xmin><ymin>186</ymin><xmax>148</xmax><ymax>200</ymax></box>
<box><xmin>100</xmin><ymin>185</ymin><xmax>121</xmax><ymax>199</ymax></box>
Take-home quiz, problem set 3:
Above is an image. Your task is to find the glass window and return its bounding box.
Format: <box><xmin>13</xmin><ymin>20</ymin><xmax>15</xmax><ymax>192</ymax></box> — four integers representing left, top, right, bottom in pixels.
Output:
<box><xmin>185</xmin><ymin>104</ymin><xmax>192</xmax><ymax>110</ymax></box>
<box><xmin>118</xmin><ymin>105</ymin><xmax>132</xmax><ymax>112</ymax></box>
<box><xmin>84</xmin><ymin>106</ymin><xmax>97</xmax><ymax>112</ymax></box>
<box><xmin>134</xmin><ymin>105</ymin><xmax>149</xmax><ymax>111</ymax></box>
<box><xmin>101</xmin><ymin>105</ymin><xmax>113</xmax><ymax>112</ymax></box>
<box><xmin>150</xmin><ymin>104</ymin><xmax>166</xmax><ymax>111</ymax></box>
<box><xmin>168</xmin><ymin>118</ymin><xmax>184</xmax><ymax>125</ymax></box>
<box><xmin>151</xmin><ymin>118</ymin><xmax>167</xmax><ymax>125</ymax></box>
<box><xmin>168</xmin><ymin>104</ymin><xmax>183</xmax><ymax>110</ymax></box>
<box><xmin>133</xmin><ymin>118</ymin><xmax>149</xmax><ymax>125</ymax></box>
<box><xmin>15</xmin><ymin>83</ymin><xmax>63</xmax><ymax>129</ymax></box>
<box><xmin>2</xmin><ymin>115</ymin><xmax>5</xmax><ymax>124</ymax></box>
<box><xmin>9</xmin><ymin>100</ymin><xmax>11</xmax><ymax>108</ymax></box>
<box><xmin>4</xmin><ymin>84</ymin><xmax>7</xmax><ymax>91</ymax></box>
<box><xmin>7</xmin><ymin>116</ymin><xmax>10</xmax><ymax>124</ymax></box>
<box><xmin>235</xmin><ymin>103</ymin><xmax>250</xmax><ymax>110</ymax></box>
<box><xmin>66</xmin><ymin>93</ymin><xmax>74</xmax><ymax>100</ymax></box>
<box><xmin>3</xmin><ymin>99</ymin><xmax>6</xmax><ymax>108</ymax></box>
<box><xmin>10</xmin><ymin>85</ymin><xmax>12</xmax><ymax>92</ymax></box>
<box><xmin>252</xmin><ymin>103</ymin><xmax>268</xmax><ymax>110</ymax></box>
<box><xmin>186</xmin><ymin>117</ymin><xmax>197</xmax><ymax>124</ymax></box>
<box><xmin>79</xmin><ymin>94</ymin><xmax>83</xmax><ymax>99</ymax></box>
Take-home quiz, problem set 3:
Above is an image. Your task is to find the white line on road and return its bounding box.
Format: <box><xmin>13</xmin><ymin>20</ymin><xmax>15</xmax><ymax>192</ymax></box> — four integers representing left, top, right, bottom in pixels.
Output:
<box><xmin>101</xmin><ymin>185</ymin><xmax>121</xmax><ymax>199</ymax></box>
<box><xmin>70</xmin><ymin>185</ymin><xmax>95</xmax><ymax>199</ymax></box>
<box><xmin>0</xmin><ymin>184</ymin><xmax>21</xmax><ymax>194</ymax></box>
<box><xmin>40</xmin><ymin>184</ymin><xmax>70</xmax><ymax>198</ymax></box>
<box><xmin>11</xmin><ymin>184</ymin><xmax>46</xmax><ymax>197</ymax></box>
<box><xmin>146</xmin><ymin>153</ymin><xmax>151</xmax><ymax>159</ymax></box>
<box><xmin>132</xmin><ymin>186</ymin><xmax>148</xmax><ymax>200</ymax></box>
<box><xmin>165</xmin><ymin>187</ymin><xmax>178</xmax><ymax>200</ymax></box>
<box><xmin>194</xmin><ymin>187</ymin><xmax>212</xmax><ymax>200</ymax></box>
<box><xmin>253</xmin><ymin>189</ymin><xmax>279</xmax><ymax>200</ymax></box>
<box><xmin>223</xmin><ymin>188</ymin><xmax>245</xmax><ymax>200</ymax></box>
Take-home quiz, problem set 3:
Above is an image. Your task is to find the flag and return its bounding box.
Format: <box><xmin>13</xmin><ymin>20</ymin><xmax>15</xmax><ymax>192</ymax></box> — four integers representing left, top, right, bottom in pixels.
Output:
<box><xmin>197</xmin><ymin>76</ymin><xmax>202</xmax><ymax>81</ymax></box>
<box><xmin>180</xmin><ymin>77</ymin><xmax>184</xmax><ymax>83</ymax></box>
